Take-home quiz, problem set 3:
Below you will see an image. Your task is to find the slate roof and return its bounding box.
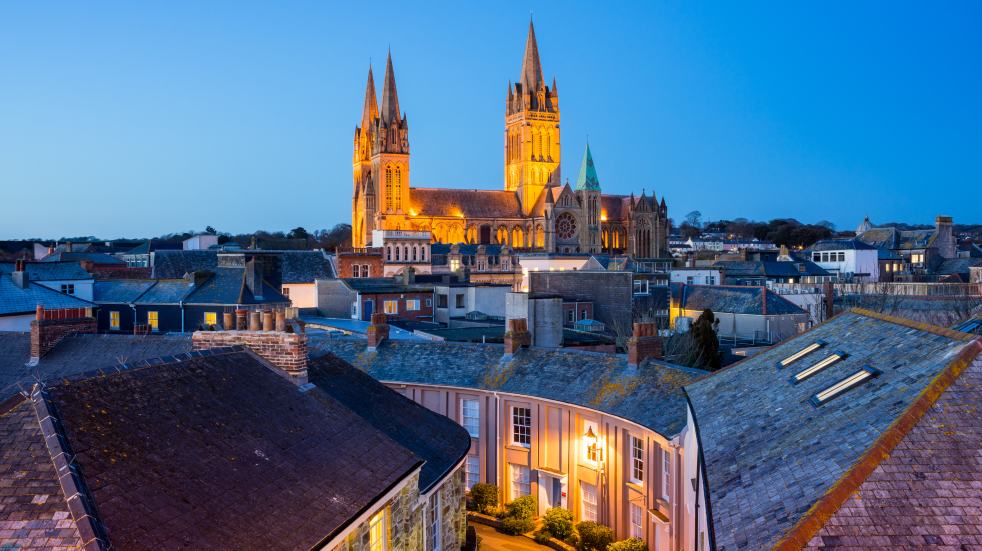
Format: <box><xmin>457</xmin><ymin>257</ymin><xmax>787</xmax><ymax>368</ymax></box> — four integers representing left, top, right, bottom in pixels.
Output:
<box><xmin>678</xmin><ymin>284</ymin><xmax>806</xmax><ymax>316</ymax></box>
<box><xmin>20</xmin><ymin>348</ymin><xmax>423</xmax><ymax>550</ymax></box>
<box><xmin>807</xmin><ymin>238</ymin><xmax>876</xmax><ymax>252</ymax></box>
<box><xmin>685</xmin><ymin>310</ymin><xmax>980</xmax><ymax>551</ymax></box>
<box><xmin>93</xmin><ymin>280</ymin><xmax>156</xmax><ymax>303</ymax></box>
<box><xmin>134</xmin><ymin>279</ymin><xmax>193</xmax><ymax>304</ymax></box>
<box><xmin>714</xmin><ymin>260</ymin><xmax>829</xmax><ymax>278</ymax></box>
<box><xmin>859</xmin><ymin>226</ymin><xmax>938</xmax><ymax>251</ymax></box>
<box><xmin>40</xmin><ymin>251</ymin><xmax>123</xmax><ymax>265</ymax></box>
<box><xmin>934</xmin><ymin>257</ymin><xmax>982</xmax><ymax>277</ymax></box>
<box><xmin>804</xmin><ymin>351</ymin><xmax>982</xmax><ymax>549</ymax></box>
<box><xmin>0</xmin><ymin>261</ymin><xmax>93</xmax><ymax>281</ymax></box>
<box><xmin>151</xmin><ymin>250</ymin><xmax>218</xmax><ymax>278</ymax></box>
<box><xmin>342</xmin><ymin>277</ymin><xmax>433</xmax><ymax>294</ymax></box>
<box><xmin>183</xmin><ymin>268</ymin><xmax>288</xmax><ymax>305</ymax></box>
<box><xmin>409</xmin><ymin>187</ymin><xmax>522</xmax><ymax>218</ymax></box>
<box><xmin>0</xmin><ymin>333</ymin><xmax>192</xmax><ymax>401</ymax></box>
<box><xmin>306</xmin><ymin>335</ymin><xmax>706</xmax><ymax>437</ymax></box>
<box><xmin>308</xmin><ymin>353</ymin><xmax>471</xmax><ymax>491</ymax></box>
<box><xmin>0</xmin><ymin>275</ymin><xmax>93</xmax><ymax>317</ymax></box>
<box><xmin>280</xmin><ymin>251</ymin><xmax>334</xmax><ymax>282</ymax></box>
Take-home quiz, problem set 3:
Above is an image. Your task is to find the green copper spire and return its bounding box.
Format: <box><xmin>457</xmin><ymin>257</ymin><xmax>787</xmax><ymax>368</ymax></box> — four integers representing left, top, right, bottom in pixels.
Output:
<box><xmin>574</xmin><ymin>143</ymin><xmax>600</xmax><ymax>191</ymax></box>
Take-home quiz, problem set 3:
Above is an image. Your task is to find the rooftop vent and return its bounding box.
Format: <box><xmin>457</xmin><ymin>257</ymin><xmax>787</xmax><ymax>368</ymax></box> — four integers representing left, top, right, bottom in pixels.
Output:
<box><xmin>778</xmin><ymin>341</ymin><xmax>825</xmax><ymax>368</ymax></box>
<box><xmin>810</xmin><ymin>366</ymin><xmax>880</xmax><ymax>406</ymax></box>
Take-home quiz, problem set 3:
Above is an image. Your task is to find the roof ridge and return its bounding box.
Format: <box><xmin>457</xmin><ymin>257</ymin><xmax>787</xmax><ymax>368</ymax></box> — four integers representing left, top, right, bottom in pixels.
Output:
<box><xmin>773</xmin><ymin>337</ymin><xmax>982</xmax><ymax>549</ymax></box>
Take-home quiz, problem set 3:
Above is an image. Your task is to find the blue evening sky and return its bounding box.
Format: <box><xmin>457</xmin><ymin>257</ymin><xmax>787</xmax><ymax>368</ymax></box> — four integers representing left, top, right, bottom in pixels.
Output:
<box><xmin>1</xmin><ymin>1</ymin><xmax>980</xmax><ymax>239</ymax></box>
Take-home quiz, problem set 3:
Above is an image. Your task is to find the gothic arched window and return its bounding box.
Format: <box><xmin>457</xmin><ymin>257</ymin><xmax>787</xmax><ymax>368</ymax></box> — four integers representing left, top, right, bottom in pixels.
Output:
<box><xmin>384</xmin><ymin>165</ymin><xmax>394</xmax><ymax>211</ymax></box>
<box><xmin>394</xmin><ymin>166</ymin><xmax>402</xmax><ymax>210</ymax></box>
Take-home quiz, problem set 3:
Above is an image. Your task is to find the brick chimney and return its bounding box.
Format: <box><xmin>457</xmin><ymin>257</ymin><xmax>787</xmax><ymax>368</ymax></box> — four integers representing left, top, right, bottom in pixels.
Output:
<box><xmin>30</xmin><ymin>306</ymin><xmax>98</xmax><ymax>363</ymax></box>
<box><xmin>934</xmin><ymin>215</ymin><xmax>955</xmax><ymax>259</ymax></box>
<box><xmin>503</xmin><ymin>318</ymin><xmax>531</xmax><ymax>358</ymax></box>
<box><xmin>192</xmin><ymin>321</ymin><xmax>309</xmax><ymax>385</ymax></box>
<box><xmin>402</xmin><ymin>266</ymin><xmax>416</xmax><ymax>286</ymax></box>
<box><xmin>627</xmin><ymin>322</ymin><xmax>662</xmax><ymax>368</ymax></box>
<box><xmin>366</xmin><ymin>312</ymin><xmax>390</xmax><ymax>351</ymax></box>
<box><xmin>11</xmin><ymin>259</ymin><xmax>28</xmax><ymax>289</ymax></box>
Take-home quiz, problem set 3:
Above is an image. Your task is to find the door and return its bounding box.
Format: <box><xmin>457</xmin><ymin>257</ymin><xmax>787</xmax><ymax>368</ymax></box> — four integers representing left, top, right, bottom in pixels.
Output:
<box><xmin>363</xmin><ymin>299</ymin><xmax>373</xmax><ymax>321</ymax></box>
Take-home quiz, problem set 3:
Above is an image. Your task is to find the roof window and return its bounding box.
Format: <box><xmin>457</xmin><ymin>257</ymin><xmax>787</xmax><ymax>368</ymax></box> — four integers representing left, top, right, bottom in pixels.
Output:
<box><xmin>778</xmin><ymin>341</ymin><xmax>825</xmax><ymax>368</ymax></box>
<box><xmin>791</xmin><ymin>352</ymin><xmax>848</xmax><ymax>384</ymax></box>
<box><xmin>810</xmin><ymin>366</ymin><xmax>880</xmax><ymax>406</ymax></box>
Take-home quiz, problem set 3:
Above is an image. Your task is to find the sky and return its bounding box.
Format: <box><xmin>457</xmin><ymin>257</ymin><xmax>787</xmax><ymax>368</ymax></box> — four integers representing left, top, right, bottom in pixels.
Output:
<box><xmin>1</xmin><ymin>1</ymin><xmax>980</xmax><ymax>239</ymax></box>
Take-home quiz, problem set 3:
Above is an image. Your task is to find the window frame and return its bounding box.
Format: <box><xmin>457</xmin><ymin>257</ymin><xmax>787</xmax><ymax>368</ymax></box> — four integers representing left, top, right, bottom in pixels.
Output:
<box><xmin>369</xmin><ymin>508</ymin><xmax>388</xmax><ymax>551</ymax></box>
<box><xmin>383</xmin><ymin>300</ymin><xmax>399</xmax><ymax>315</ymax></box>
<box><xmin>465</xmin><ymin>455</ymin><xmax>480</xmax><ymax>490</ymax></box>
<box><xmin>580</xmin><ymin>481</ymin><xmax>598</xmax><ymax>522</ymax></box>
<box><xmin>510</xmin><ymin>463</ymin><xmax>531</xmax><ymax>499</ymax></box>
<box><xmin>662</xmin><ymin>449</ymin><xmax>671</xmax><ymax>502</ymax></box>
<box><xmin>461</xmin><ymin>399</ymin><xmax>480</xmax><ymax>438</ymax></box>
<box><xmin>147</xmin><ymin>311</ymin><xmax>159</xmax><ymax>332</ymax></box>
<box><xmin>109</xmin><ymin>310</ymin><xmax>120</xmax><ymax>331</ymax></box>
<box><xmin>629</xmin><ymin>502</ymin><xmax>644</xmax><ymax>539</ymax></box>
<box><xmin>511</xmin><ymin>406</ymin><xmax>531</xmax><ymax>448</ymax></box>
<box><xmin>630</xmin><ymin>436</ymin><xmax>644</xmax><ymax>484</ymax></box>
<box><xmin>406</xmin><ymin>298</ymin><xmax>421</xmax><ymax>311</ymax></box>
<box><xmin>60</xmin><ymin>283</ymin><xmax>75</xmax><ymax>296</ymax></box>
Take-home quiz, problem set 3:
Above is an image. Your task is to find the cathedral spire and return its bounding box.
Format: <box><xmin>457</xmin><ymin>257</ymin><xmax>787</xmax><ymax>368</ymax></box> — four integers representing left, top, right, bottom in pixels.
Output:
<box><xmin>520</xmin><ymin>19</ymin><xmax>544</xmax><ymax>91</ymax></box>
<box><xmin>360</xmin><ymin>65</ymin><xmax>378</xmax><ymax>129</ymax></box>
<box><xmin>380</xmin><ymin>50</ymin><xmax>401</xmax><ymax>124</ymax></box>
<box><xmin>574</xmin><ymin>142</ymin><xmax>600</xmax><ymax>191</ymax></box>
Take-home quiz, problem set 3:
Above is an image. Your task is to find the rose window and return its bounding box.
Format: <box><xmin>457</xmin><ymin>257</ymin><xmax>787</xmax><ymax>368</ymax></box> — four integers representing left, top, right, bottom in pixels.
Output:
<box><xmin>556</xmin><ymin>213</ymin><xmax>577</xmax><ymax>239</ymax></box>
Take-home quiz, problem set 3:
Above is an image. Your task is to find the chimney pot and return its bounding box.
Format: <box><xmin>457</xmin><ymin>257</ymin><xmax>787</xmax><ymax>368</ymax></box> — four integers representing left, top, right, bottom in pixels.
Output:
<box><xmin>235</xmin><ymin>309</ymin><xmax>248</xmax><ymax>330</ymax></box>
<box><xmin>223</xmin><ymin>311</ymin><xmax>235</xmax><ymax>330</ymax></box>
<box><xmin>248</xmin><ymin>310</ymin><xmax>261</xmax><ymax>331</ymax></box>
<box><xmin>262</xmin><ymin>310</ymin><xmax>274</xmax><ymax>331</ymax></box>
<box><xmin>275</xmin><ymin>309</ymin><xmax>286</xmax><ymax>332</ymax></box>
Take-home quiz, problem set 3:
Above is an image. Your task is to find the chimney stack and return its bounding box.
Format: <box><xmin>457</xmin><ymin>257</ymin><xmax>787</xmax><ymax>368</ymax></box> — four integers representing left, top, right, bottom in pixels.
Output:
<box><xmin>366</xmin><ymin>312</ymin><xmax>389</xmax><ymax>351</ymax></box>
<box><xmin>503</xmin><ymin>318</ymin><xmax>531</xmax><ymax>358</ymax></box>
<box><xmin>934</xmin><ymin>215</ymin><xmax>955</xmax><ymax>259</ymax></box>
<box><xmin>12</xmin><ymin>260</ymin><xmax>28</xmax><ymax>289</ymax></box>
<box><xmin>30</xmin><ymin>306</ymin><xmax>97</xmax><ymax>363</ymax></box>
<box><xmin>627</xmin><ymin>322</ymin><xmax>663</xmax><ymax>367</ymax></box>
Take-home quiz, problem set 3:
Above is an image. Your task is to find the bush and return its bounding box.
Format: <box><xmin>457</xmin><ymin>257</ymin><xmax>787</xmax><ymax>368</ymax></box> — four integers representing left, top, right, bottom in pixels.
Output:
<box><xmin>469</xmin><ymin>484</ymin><xmax>498</xmax><ymax>514</ymax></box>
<box><xmin>498</xmin><ymin>515</ymin><xmax>535</xmax><ymax>535</ymax></box>
<box><xmin>543</xmin><ymin>507</ymin><xmax>574</xmax><ymax>540</ymax></box>
<box><xmin>533</xmin><ymin>530</ymin><xmax>553</xmax><ymax>545</ymax></box>
<box><xmin>608</xmin><ymin>538</ymin><xmax>647</xmax><ymax>551</ymax></box>
<box><xmin>576</xmin><ymin>521</ymin><xmax>614</xmax><ymax>551</ymax></box>
<box><xmin>505</xmin><ymin>495</ymin><xmax>537</xmax><ymax>520</ymax></box>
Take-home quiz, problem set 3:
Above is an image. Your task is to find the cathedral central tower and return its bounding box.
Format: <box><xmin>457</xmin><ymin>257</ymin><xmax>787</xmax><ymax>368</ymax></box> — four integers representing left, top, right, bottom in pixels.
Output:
<box><xmin>505</xmin><ymin>20</ymin><xmax>560</xmax><ymax>216</ymax></box>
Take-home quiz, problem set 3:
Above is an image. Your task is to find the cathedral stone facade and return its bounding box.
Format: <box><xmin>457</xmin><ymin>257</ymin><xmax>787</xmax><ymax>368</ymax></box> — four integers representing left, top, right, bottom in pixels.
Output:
<box><xmin>351</xmin><ymin>21</ymin><xmax>670</xmax><ymax>258</ymax></box>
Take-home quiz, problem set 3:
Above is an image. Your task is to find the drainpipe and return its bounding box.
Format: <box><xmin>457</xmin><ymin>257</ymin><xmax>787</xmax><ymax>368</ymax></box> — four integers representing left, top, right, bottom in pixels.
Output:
<box><xmin>130</xmin><ymin>303</ymin><xmax>137</xmax><ymax>332</ymax></box>
<box><xmin>180</xmin><ymin>300</ymin><xmax>185</xmax><ymax>333</ymax></box>
<box><xmin>493</xmin><ymin>391</ymin><xmax>502</xmax><ymax>497</ymax></box>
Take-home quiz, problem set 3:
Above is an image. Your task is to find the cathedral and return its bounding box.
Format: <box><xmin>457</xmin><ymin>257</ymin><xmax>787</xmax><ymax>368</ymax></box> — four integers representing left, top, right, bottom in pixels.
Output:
<box><xmin>351</xmin><ymin>21</ymin><xmax>670</xmax><ymax>258</ymax></box>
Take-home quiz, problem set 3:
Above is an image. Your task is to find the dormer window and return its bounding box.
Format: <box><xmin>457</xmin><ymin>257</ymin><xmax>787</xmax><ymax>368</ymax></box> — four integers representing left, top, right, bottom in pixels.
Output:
<box><xmin>778</xmin><ymin>341</ymin><xmax>825</xmax><ymax>368</ymax></box>
<box><xmin>791</xmin><ymin>352</ymin><xmax>847</xmax><ymax>383</ymax></box>
<box><xmin>811</xmin><ymin>366</ymin><xmax>880</xmax><ymax>406</ymax></box>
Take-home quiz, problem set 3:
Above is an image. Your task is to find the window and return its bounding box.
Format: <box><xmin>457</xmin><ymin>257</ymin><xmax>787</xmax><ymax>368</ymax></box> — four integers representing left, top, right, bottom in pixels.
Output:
<box><xmin>353</xmin><ymin>265</ymin><xmax>361</xmax><ymax>278</ymax></box>
<box><xmin>708</xmin><ymin>275</ymin><xmax>717</xmax><ymax>285</ymax></box>
<box><xmin>567</xmin><ymin>309</ymin><xmax>575</xmax><ymax>323</ymax></box>
<box><xmin>455</xmin><ymin>294</ymin><xmax>465</xmax><ymax>309</ymax></box>
<box><xmin>384</xmin><ymin>300</ymin><xmax>398</xmax><ymax>315</ymax></box>
<box><xmin>686</xmin><ymin>276</ymin><xmax>694</xmax><ymax>285</ymax></box>
<box><xmin>386</xmin><ymin>246</ymin><xmax>392</xmax><ymax>261</ymax></box>
<box><xmin>425</xmin><ymin>298</ymin><xmax>433</xmax><ymax>307</ymax></box>
<box><xmin>838</xmin><ymin>252</ymin><xmax>846</xmax><ymax>262</ymax></box>
<box><xmin>462</xmin><ymin>399</ymin><xmax>480</xmax><ymax>437</ymax></box>
<box><xmin>465</xmin><ymin>455</ymin><xmax>480</xmax><ymax>490</ymax></box>
<box><xmin>813</xmin><ymin>253</ymin><xmax>821</xmax><ymax>262</ymax></box>
<box><xmin>60</xmin><ymin>284</ymin><xmax>75</xmax><ymax>295</ymax></box>
<box><xmin>369</xmin><ymin>508</ymin><xmax>388</xmax><ymax>551</ymax></box>
<box><xmin>406</xmin><ymin>299</ymin><xmax>421</xmax><ymax>311</ymax></box>
<box><xmin>362</xmin><ymin>264</ymin><xmax>370</xmax><ymax>277</ymax></box>
<box><xmin>427</xmin><ymin>493</ymin><xmax>440</xmax><ymax>551</ymax></box>
<box><xmin>662</xmin><ymin>450</ymin><xmax>671</xmax><ymax>501</ymax></box>
<box><xmin>580</xmin><ymin>482</ymin><xmax>598</xmax><ymax>522</ymax></box>
<box><xmin>630</xmin><ymin>503</ymin><xmax>644</xmax><ymax>539</ymax></box>
<box><xmin>778</xmin><ymin>341</ymin><xmax>825</xmax><ymax>368</ymax></box>
<box><xmin>449</xmin><ymin>258</ymin><xmax>461</xmax><ymax>271</ymax></box>
<box><xmin>512</xmin><ymin>406</ymin><xmax>531</xmax><ymax>447</ymax></box>
<box><xmin>631</xmin><ymin>436</ymin><xmax>644</xmax><ymax>483</ymax></box>
<box><xmin>633</xmin><ymin>279</ymin><xmax>649</xmax><ymax>294</ymax></box>
<box><xmin>792</xmin><ymin>352</ymin><xmax>847</xmax><ymax>383</ymax></box>
<box><xmin>510</xmin><ymin>464</ymin><xmax>531</xmax><ymax>498</ymax></box>
<box><xmin>580</xmin><ymin>309</ymin><xmax>587</xmax><ymax>321</ymax></box>
<box><xmin>282</xmin><ymin>286</ymin><xmax>290</xmax><ymax>297</ymax></box>
<box><xmin>147</xmin><ymin>311</ymin><xmax>159</xmax><ymax>332</ymax></box>
<box><xmin>204</xmin><ymin>312</ymin><xmax>217</xmax><ymax>327</ymax></box>
<box><xmin>110</xmin><ymin>311</ymin><xmax>120</xmax><ymax>331</ymax></box>
<box><xmin>384</xmin><ymin>165</ymin><xmax>394</xmax><ymax>212</ymax></box>
<box><xmin>437</xmin><ymin>294</ymin><xmax>448</xmax><ymax>308</ymax></box>
<box><xmin>811</xmin><ymin>366</ymin><xmax>880</xmax><ymax>406</ymax></box>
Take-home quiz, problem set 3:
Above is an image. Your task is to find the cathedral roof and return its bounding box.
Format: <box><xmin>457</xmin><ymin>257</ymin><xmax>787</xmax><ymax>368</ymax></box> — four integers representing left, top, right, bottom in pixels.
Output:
<box><xmin>409</xmin><ymin>188</ymin><xmax>522</xmax><ymax>219</ymax></box>
<box><xmin>574</xmin><ymin>143</ymin><xmax>601</xmax><ymax>191</ymax></box>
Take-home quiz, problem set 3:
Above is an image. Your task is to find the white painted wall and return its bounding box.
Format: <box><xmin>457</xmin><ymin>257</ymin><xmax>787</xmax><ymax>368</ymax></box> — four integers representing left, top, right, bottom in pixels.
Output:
<box><xmin>282</xmin><ymin>283</ymin><xmax>317</xmax><ymax>308</ymax></box>
<box><xmin>183</xmin><ymin>235</ymin><xmax>219</xmax><ymax>250</ymax></box>
<box><xmin>670</xmin><ymin>269</ymin><xmax>722</xmax><ymax>286</ymax></box>
<box><xmin>0</xmin><ymin>314</ymin><xmax>33</xmax><ymax>332</ymax></box>
<box><xmin>34</xmin><ymin>279</ymin><xmax>95</xmax><ymax>302</ymax></box>
<box><xmin>812</xmin><ymin>249</ymin><xmax>880</xmax><ymax>282</ymax></box>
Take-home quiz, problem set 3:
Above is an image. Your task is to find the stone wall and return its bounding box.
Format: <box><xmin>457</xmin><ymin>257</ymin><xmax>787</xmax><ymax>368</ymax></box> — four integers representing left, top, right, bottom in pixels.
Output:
<box><xmin>191</xmin><ymin>330</ymin><xmax>307</xmax><ymax>384</ymax></box>
<box><xmin>30</xmin><ymin>315</ymin><xmax>98</xmax><ymax>361</ymax></box>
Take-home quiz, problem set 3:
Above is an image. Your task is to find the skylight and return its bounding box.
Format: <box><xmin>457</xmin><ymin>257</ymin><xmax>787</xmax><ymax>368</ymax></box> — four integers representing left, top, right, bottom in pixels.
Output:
<box><xmin>777</xmin><ymin>341</ymin><xmax>825</xmax><ymax>368</ymax></box>
<box><xmin>810</xmin><ymin>366</ymin><xmax>880</xmax><ymax>406</ymax></box>
<box><xmin>791</xmin><ymin>352</ymin><xmax>848</xmax><ymax>384</ymax></box>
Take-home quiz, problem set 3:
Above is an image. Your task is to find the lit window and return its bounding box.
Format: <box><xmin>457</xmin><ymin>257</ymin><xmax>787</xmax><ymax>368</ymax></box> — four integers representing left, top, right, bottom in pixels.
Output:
<box><xmin>147</xmin><ymin>311</ymin><xmax>159</xmax><ymax>332</ymax></box>
<box><xmin>778</xmin><ymin>341</ymin><xmax>825</xmax><ymax>368</ymax></box>
<box><xmin>369</xmin><ymin>508</ymin><xmax>388</xmax><ymax>551</ymax></box>
<box><xmin>811</xmin><ymin>366</ymin><xmax>880</xmax><ymax>406</ymax></box>
<box><xmin>60</xmin><ymin>284</ymin><xmax>75</xmax><ymax>295</ymax></box>
<box><xmin>629</xmin><ymin>503</ymin><xmax>643</xmax><ymax>539</ymax></box>
<box><xmin>384</xmin><ymin>300</ymin><xmax>398</xmax><ymax>315</ymax></box>
<box><xmin>631</xmin><ymin>436</ymin><xmax>644</xmax><ymax>483</ymax></box>
<box><xmin>204</xmin><ymin>312</ymin><xmax>217</xmax><ymax>327</ymax></box>
<box><xmin>510</xmin><ymin>464</ymin><xmax>530</xmax><ymax>498</ymax></box>
<box><xmin>465</xmin><ymin>456</ymin><xmax>480</xmax><ymax>490</ymax></box>
<box><xmin>110</xmin><ymin>311</ymin><xmax>120</xmax><ymax>331</ymax></box>
<box><xmin>461</xmin><ymin>399</ymin><xmax>480</xmax><ymax>438</ymax></box>
<box><xmin>406</xmin><ymin>299</ymin><xmax>420</xmax><ymax>311</ymax></box>
<box><xmin>662</xmin><ymin>450</ymin><xmax>671</xmax><ymax>501</ymax></box>
<box><xmin>580</xmin><ymin>482</ymin><xmax>598</xmax><ymax>522</ymax></box>
<box><xmin>512</xmin><ymin>406</ymin><xmax>531</xmax><ymax>447</ymax></box>
<box><xmin>791</xmin><ymin>352</ymin><xmax>847</xmax><ymax>383</ymax></box>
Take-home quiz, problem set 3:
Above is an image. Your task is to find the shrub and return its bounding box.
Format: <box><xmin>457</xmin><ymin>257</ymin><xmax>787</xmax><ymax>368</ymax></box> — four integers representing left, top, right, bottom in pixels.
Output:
<box><xmin>608</xmin><ymin>538</ymin><xmax>647</xmax><ymax>551</ymax></box>
<box><xmin>505</xmin><ymin>495</ymin><xmax>537</xmax><ymax>520</ymax></box>
<box><xmin>543</xmin><ymin>507</ymin><xmax>574</xmax><ymax>540</ymax></box>
<box><xmin>576</xmin><ymin>521</ymin><xmax>614</xmax><ymax>551</ymax></box>
<box><xmin>498</xmin><ymin>515</ymin><xmax>535</xmax><ymax>535</ymax></box>
<box><xmin>533</xmin><ymin>529</ymin><xmax>553</xmax><ymax>545</ymax></box>
<box><xmin>469</xmin><ymin>484</ymin><xmax>498</xmax><ymax>514</ymax></box>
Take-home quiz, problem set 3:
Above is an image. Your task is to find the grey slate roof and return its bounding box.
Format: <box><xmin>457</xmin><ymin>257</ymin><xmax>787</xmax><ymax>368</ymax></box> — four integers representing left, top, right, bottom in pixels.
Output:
<box><xmin>807</xmin><ymin>238</ymin><xmax>876</xmax><ymax>251</ymax></box>
<box><xmin>307</xmin><ymin>334</ymin><xmax>706</xmax><ymax>437</ymax></box>
<box><xmin>0</xmin><ymin>333</ymin><xmax>191</xmax><ymax>400</ymax></box>
<box><xmin>183</xmin><ymin>268</ymin><xmax>288</xmax><ymax>305</ymax></box>
<box><xmin>685</xmin><ymin>311</ymin><xmax>977</xmax><ymax>551</ymax></box>
<box><xmin>93</xmin><ymin>280</ymin><xmax>156</xmax><ymax>303</ymax></box>
<box><xmin>40</xmin><ymin>251</ymin><xmax>123</xmax><ymax>264</ymax></box>
<box><xmin>0</xmin><ymin>275</ymin><xmax>93</xmax><ymax>316</ymax></box>
<box><xmin>934</xmin><ymin>257</ymin><xmax>982</xmax><ymax>277</ymax></box>
<box><xmin>134</xmin><ymin>279</ymin><xmax>194</xmax><ymax>304</ymax></box>
<box><xmin>151</xmin><ymin>250</ymin><xmax>218</xmax><ymax>278</ymax></box>
<box><xmin>0</xmin><ymin>261</ymin><xmax>93</xmax><ymax>281</ymax></box>
<box><xmin>715</xmin><ymin>260</ymin><xmax>829</xmax><ymax>278</ymax></box>
<box><xmin>679</xmin><ymin>285</ymin><xmax>805</xmax><ymax>316</ymax></box>
<box><xmin>343</xmin><ymin>277</ymin><xmax>433</xmax><ymax>294</ymax></box>
<box><xmin>280</xmin><ymin>251</ymin><xmax>334</xmax><ymax>282</ymax></box>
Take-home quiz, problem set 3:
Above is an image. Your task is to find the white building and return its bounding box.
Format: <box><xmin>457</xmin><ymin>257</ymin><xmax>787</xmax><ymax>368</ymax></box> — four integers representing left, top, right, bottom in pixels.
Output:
<box><xmin>183</xmin><ymin>234</ymin><xmax>219</xmax><ymax>251</ymax></box>
<box><xmin>807</xmin><ymin>238</ymin><xmax>880</xmax><ymax>282</ymax></box>
<box><xmin>669</xmin><ymin>267</ymin><xmax>722</xmax><ymax>286</ymax></box>
<box><xmin>373</xmin><ymin>229</ymin><xmax>433</xmax><ymax>276</ymax></box>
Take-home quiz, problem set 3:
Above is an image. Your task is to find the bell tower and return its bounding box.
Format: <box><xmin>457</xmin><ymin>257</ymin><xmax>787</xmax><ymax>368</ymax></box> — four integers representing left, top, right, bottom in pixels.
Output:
<box><xmin>352</xmin><ymin>66</ymin><xmax>378</xmax><ymax>248</ymax></box>
<box><xmin>505</xmin><ymin>19</ymin><xmax>560</xmax><ymax>216</ymax></box>
<box><xmin>372</xmin><ymin>51</ymin><xmax>411</xmax><ymax>232</ymax></box>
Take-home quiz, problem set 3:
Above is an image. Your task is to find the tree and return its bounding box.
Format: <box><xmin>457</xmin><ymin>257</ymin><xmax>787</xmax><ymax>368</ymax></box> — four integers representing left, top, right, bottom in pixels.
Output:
<box><xmin>204</xmin><ymin>226</ymin><xmax>217</xmax><ymax>235</ymax></box>
<box><xmin>679</xmin><ymin>222</ymin><xmax>701</xmax><ymax>239</ymax></box>
<box><xmin>684</xmin><ymin>210</ymin><xmax>703</xmax><ymax>229</ymax></box>
<box><xmin>287</xmin><ymin>226</ymin><xmax>310</xmax><ymax>240</ymax></box>
<box><xmin>691</xmin><ymin>309</ymin><xmax>721</xmax><ymax>370</ymax></box>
